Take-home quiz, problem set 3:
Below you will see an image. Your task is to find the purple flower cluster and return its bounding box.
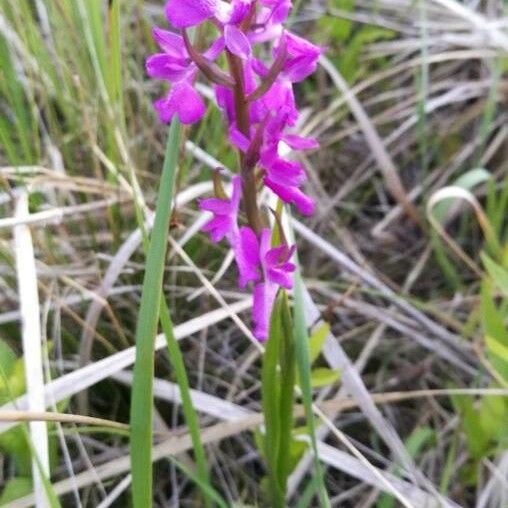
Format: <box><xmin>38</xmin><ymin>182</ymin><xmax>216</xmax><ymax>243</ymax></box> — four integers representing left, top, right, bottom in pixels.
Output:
<box><xmin>146</xmin><ymin>0</ymin><xmax>322</xmax><ymax>340</ymax></box>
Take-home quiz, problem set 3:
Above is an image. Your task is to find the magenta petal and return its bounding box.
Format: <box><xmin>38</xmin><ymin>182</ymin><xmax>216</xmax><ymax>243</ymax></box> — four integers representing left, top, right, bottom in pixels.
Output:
<box><xmin>202</xmin><ymin>216</ymin><xmax>232</xmax><ymax>242</ymax></box>
<box><xmin>286</xmin><ymin>31</ymin><xmax>322</xmax><ymax>59</ymax></box>
<box><xmin>213</xmin><ymin>0</ymin><xmax>234</xmax><ymax>23</ymax></box>
<box><xmin>165</xmin><ymin>0</ymin><xmax>216</xmax><ymax>28</ymax></box>
<box><xmin>230</xmin><ymin>128</ymin><xmax>251</xmax><ymax>152</ymax></box>
<box><xmin>230</xmin><ymin>176</ymin><xmax>243</xmax><ymax>211</ymax></box>
<box><xmin>283</xmin><ymin>134</ymin><xmax>319</xmax><ymax>150</ymax></box>
<box><xmin>264</xmin><ymin>245</ymin><xmax>287</xmax><ymax>265</ymax></box>
<box><xmin>258</xmin><ymin>228</ymin><xmax>272</xmax><ymax>259</ymax></box>
<box><xmin>228</xmin><ymin>0</ymin><xmax>252</xmax><ymax>24</ymax></box>
<box><xmin>270</xmin><ymin>1</ymin><xmax>291</xmax><ymax>24</ymax></box>
<box><xmin>251</xmin><ymin>57</ymin><xmax>269</xmax><ymax>78</ymax></box>
<box><xmin>262</xmin><ymin>80</ymin><xmax>298</xmax><ymax>125</ymax></box>
<box><xmin>252</xmin><ymin>282</ymin><xmax>278</xmax><ymax>341</ymax></box>
<box><xmin>152</xmin><ymin>27</ymin><xmax>186</xmax><ymax>58</ymax></box>
<box><xmin>153</xmin><ymin>96</ymin><xmax>175</xmax><ymax>123</ymax></box>
<box><xmin>167</xmin><ymin>80</ymin><xmax>206</xmax><ymax>124</ymax></box>
<box><xmin>145</xmin><ymin>54</ymin><xmax>189</xmax><ymax>81</ymax></box>
<box><xmin>267</xmin><ymin>267</ymin><xmax>293</xmax><ymax>289</ymax></box>
<box><xmin>261</xmin><ymin>0</ymin><xmax>292</xmax><ymax>24</ymax></box>
<box><xmin>284</xmin><ymin>55</ymin><xmax>318</xmax><ymax>82</ymax></box>
<box><xmin>215</xmin><ymin>85</ymin><xmax>236</xmax><ymax>123</ymax></box>
<box><xmin>224</xmin><ymin>24</ymin><xmax>251</xmax><ymax>59</ymax></box>
<box><xmin>199</xmin><ymin>197</ymin><xmax>231</xmax><ymax>214</ymax></box>
<box><xmin>264</xmin><ymin>178</ymin><xmax>315</xmax><ymax>216</ymax></box>
<box><xmin>235</xmin><ymin>227</ymin><xmax>261</xmax><ymax>287</ymax></box>
<box><xmin>203</xmin><ymin>36</ymin><xmax>226</xmax><ymax>60</ymax></box>
<box><xmin>265</xmin><ymin>158</ymin><xmax>306</xmax><ymax>187</ymax></box>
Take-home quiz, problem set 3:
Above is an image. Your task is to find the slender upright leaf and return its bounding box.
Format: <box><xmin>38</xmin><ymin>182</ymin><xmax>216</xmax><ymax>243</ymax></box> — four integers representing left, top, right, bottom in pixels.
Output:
<box><xmin>129</xmin><ymin>120</ymin><xmax>181</xmax><ymax>507</ymax></box>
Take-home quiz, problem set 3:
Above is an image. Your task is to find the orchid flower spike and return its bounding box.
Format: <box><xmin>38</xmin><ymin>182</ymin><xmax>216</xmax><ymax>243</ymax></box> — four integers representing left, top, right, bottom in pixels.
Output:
<box><xmin>147</xmin><ymin>0</ymin><xmax>321</xmax><ymax>340</ymax></box>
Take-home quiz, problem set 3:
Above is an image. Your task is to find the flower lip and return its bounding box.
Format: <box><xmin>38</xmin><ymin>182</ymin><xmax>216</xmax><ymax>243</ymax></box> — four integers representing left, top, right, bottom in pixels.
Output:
<box><xmin>199</xmin><ymin>175</ymin><xmax>242</xmax><ymax>241</ymax></box>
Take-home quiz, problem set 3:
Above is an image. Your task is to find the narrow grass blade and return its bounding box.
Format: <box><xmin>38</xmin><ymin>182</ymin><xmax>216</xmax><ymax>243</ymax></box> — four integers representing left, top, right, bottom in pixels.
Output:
<box><xmin>107</xmin><ymin>0</ymin><xmax>125</xmax><ymax>130</ymax></box>
<box><xmin>129</xmin><ymin>120</ymin><xmax>181</xmax><ymax>507</ymax></box>
<box><xmin>129</xmin><ymin>120</ymin><xmax>213</xmax><ymax>507</ymax></box>
<box><xmin>293</xmin><ymin>271</ymin><xmax>331</xmax><ymax>508</ymax></box>
<box><xmin>261</xmin><ymin>292</ymin><xmax>284</xmax><ymax>507</ymax></box>
<box><xmin>158</xmin><ymin>298</ymin><xmax>213</xmax><ymax>507</ymax></box>
<box><xmin>277</xmin><ymin>291</ymin><xmax>296</xmax><ymax>494</ymax></box>
<box><xmin>168</xmin><ymin>457</ymin><xmax>227</xmax><ymax>508</ymax></box>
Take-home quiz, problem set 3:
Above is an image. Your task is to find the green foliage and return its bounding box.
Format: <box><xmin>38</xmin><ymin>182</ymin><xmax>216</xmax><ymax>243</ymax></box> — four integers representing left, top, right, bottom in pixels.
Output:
<box><xmin>261</xmin><ymin>290</ymin><xmax>296</xmax><ymax>508</ymax></box>
<box><xmin>317</xmin><ymin>1</ymin><xmax>395</xmax><ymax>83</ymax></box>
<box><xmin>451</xmin><ymin>223</ymin><xmax>508</xmax><ymax>485</ymax></box>
<box><xmin>307</xmin><ymin>323</ymin><xmax>341</xmax><ymax>389</ymax></box>
<box><xmin>259</xmin><ymin>302</ymin><xmax>340</xmax><ymax>506</ymax></box>
<box><xmin>452</xmin><ymin>392</ymin><xmax>508</xmax><ymax>482</ymax></box>
<box><xmin>481</xmin><ymin>278</ymin><xmax>508</xmax><ymax>382</ymax></box>
<box><xmin>293</xmin><ymin>273</ymin><xmax>331</xmax><ymax>507</ymax></box>
<box><xmin>0</xmin><ymin>477</ymin><xmax>33</xmax><ymax>506</ymax></box>
<box><xmin>0</xmin><ymin>34</ymin><xmax>35</xmax><ymax>164</ymax></box>
<box><xmin>0</xmin><ymin>339</ymin><xmax>63</xmax><ymax>504</ymax></box>
<box><xmin>129</xmin><ymin>120</ymin><xmax>213</xmax><ymax>508</ymax></box>
<box><xmin>0</xmin><ymin>346</ymin><xmax>32</xmax><ymax>476</ymax></box>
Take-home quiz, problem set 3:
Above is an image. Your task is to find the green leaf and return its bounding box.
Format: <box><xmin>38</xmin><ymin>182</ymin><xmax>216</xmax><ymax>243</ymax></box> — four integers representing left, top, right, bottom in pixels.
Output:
<box><xmin>0</xmin><ymin>426</ymin><xmax>31</xmax><ymax>476</ymax></box>
<box><xmin>480</xmin><ymin>281</ymin><xmax>508</xmax><ymax>381</ymax></box>
<box><xmin>129</xmin><ymin>120</ymin><xmax>185</xmax><ymax>507</ymax></box>
<box><xmin>479</xmin><ymin>394</ymin><xmax>508</xmax><ymax>442</ymax></box>
<box><xmin>0</xmin><ymin>477</ymin><xmax>32</xmax><ymax>505</ymax></box>
<box><xmin>308</xmin><ymin>323</ymin><xmax>330</xmax><ymax>365</ymax></box>
<box><xmin>0</xmin><ymin>340</ymin><xmax>17</xmax><ymax>382</ymax></box>
<box><xmin>293</xmin><ymin>271</ymin><xmax>331</xmax><ymax>508</ymax></box>
<box><xmin>261</xmin><ymin>291</ymin><xmax>286</xmax><ymax>508</ymax></box>
<box><xmin>480</xmin><ymin>282</ymin><xmax>508</xmax><ymax>346</ymax></box>
<box><xmin>452</xmin><ymin>395</ymin><xmax>489</xmax><ymax>459</ymax></box>
<box><xmin>481</xmin><ymin>253</ymin><xmax>508</xmax><ymax>298</ymax></box>
<box><xmin>277</xmin><ymin>291</ymin><xmax>297</xmax><ymax>494</ymax></box>
<box><xmin>168</xmin><ymin>457</ymin><xmax>228</xmax><ymax>508</ymax></box>
<box><xmin>310</xmin><ymin>368</ymin><xmax>341</xmax><ymax>388</ymax></box>
<box><xmin>129</xmin><ymin>118</ymin><xmax>213</xmax><ymax>508</ymax></box>
<box><xmin>485</xmin><ymin>334</ymin><xmax>508</xmax><ymax>362</ymax></box>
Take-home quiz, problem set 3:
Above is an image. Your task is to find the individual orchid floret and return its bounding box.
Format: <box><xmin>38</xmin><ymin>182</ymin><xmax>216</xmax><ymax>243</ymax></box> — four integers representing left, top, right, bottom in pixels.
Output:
<box><xmin>260</xmin><ymin>0</ymin><xmax>292</xmax><ymax>25</ymax></box>
<box><xmin>283</xmin><ymin>32</ymin><xmax>323</xmax><ymax>82</ymax></box>
<box><xmin>251</xmin><ymin>228</ymin><xmax>296</xmax><ymax>340</ymax></box>
<box><xmin>199</xmin><ymin>175</ymin><xmax>242</xmax><ymax>243</ymax></box>
<box><xmin>166</xmin><ymin>0</ymin><xmax>253</xmax><ymax>58</ymax></box>
<box><xmin>250</xmin><ymin>35</ymin><xmax>323</xmax><ymax>120</ymax></box>
<box><xmin>230</xmin><ymin>109</ymin><xmax>318</xmax><ymax>216</ymax></box>
<box><xmin>153</xmin><ymin>82</ymin><xmax>204</xmax><ymax>124</ymax></box>
<box><xmin>165</xmin><ymin>0</ymin><xmax>233</xmax><ymax>28</ymax></box>
<box><xmin>146</xmin><ymin>28</ymin><xmax>224</xmax><ymax>124</ymax></box>
<box><xmin>264</xmin><ymin>178</ymin><xmax>315</xmax><ymax>216</ymax></box>
<box><xmin>235</xmin><ymin>226</ymin><xmax>262</xmax><ymax>288</ymax></box>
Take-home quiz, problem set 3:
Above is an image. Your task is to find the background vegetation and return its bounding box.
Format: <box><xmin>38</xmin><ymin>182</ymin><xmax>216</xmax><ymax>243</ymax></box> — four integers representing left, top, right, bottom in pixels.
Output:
<box><xmin>0</xmin><ymin>0</ymin><xmax>507</xmax><ymax>506</ymax></box>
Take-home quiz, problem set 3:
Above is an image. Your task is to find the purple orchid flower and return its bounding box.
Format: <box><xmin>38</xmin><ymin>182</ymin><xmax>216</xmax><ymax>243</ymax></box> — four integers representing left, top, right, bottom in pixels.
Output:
<box><xmin>199</xmin><ymin>175</ymin><xmax>242</xmax><ymax>243</ymax></box>
<box><xmin>146</xmin><ymin>28</ymin><xmax>224</xmax><ymax>124</ymax></box>
<box><xmin>166</xmin><ymin>0</ymin><xmax>254</xmax><ymax>59</ymax></box>
<box><xmin>260</xmin><ymin>0</ymin><xmax>292</xmax><ymax>25</ymax></box>
<box><xmin>199</xmin><ymin>180</ymin><xmax>261</xmax><ymax>288</ymax></box>
<box><xmin>230</xmin><ymin>108</ymin><xmax>318</xmax><ymax>215</ymax></box>
<box><xmin>249</xmin><ymin>228</ymin><xmax>296</xmax><ymax>340</ymax></box>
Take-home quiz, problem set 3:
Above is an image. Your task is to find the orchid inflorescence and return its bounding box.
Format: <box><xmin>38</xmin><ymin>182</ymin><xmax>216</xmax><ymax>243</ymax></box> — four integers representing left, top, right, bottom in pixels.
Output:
<box><xmin>146</xmin><ymin>0</ymin><xmax>323</xmax><ymax>340</ymax></box>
